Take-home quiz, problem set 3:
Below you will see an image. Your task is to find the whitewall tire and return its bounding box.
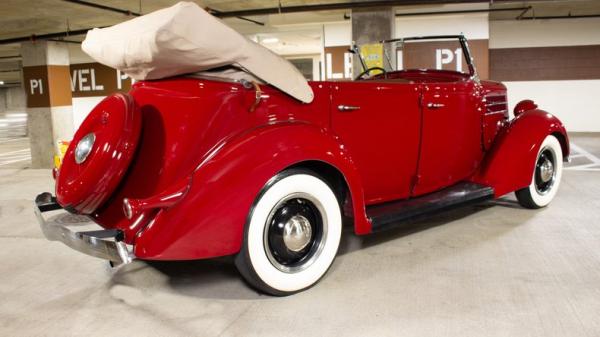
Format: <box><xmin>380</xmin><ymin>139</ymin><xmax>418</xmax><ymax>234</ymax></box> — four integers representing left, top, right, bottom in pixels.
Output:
<box><xmin>516</xmin><ymin>135</ymin><xmax>563</xmax><ymax>209</ymax></box>
<box><xmin>235</xmin><ymin>169</ymin><xmax>342</xmax><ymax>296</ymax></box>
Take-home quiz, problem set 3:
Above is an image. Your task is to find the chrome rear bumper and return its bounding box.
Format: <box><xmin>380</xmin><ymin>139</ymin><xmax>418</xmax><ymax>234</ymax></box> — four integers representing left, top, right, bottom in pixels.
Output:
<box><xmin>35</xmin><ymin>192</ymin><xmax>134</xmax><ymax>266</ymax></box>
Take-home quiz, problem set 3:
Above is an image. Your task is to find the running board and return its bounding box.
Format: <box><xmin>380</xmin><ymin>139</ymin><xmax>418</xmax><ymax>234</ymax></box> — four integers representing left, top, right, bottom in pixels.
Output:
<box><xmin>367</xmin><ymin>182</ymin><xmax>494</xmax><ymax>232</ymax></box>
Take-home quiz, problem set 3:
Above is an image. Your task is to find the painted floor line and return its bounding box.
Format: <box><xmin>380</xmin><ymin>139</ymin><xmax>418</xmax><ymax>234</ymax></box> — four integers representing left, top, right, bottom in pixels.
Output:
<box><xmin>0</xmin><ymin>138</ymin><xmax>27</xmax><ymax>144</ymax></box>
<box><xmin>0</xmin><ymin>157</ymin><xmax>31</xmax><ymax>166</ymax></box>
<box><xmin>569</xmin><ymin>143</ymin><xmax>600</xmax><ymax>163</ymax></box>
<box><xmin>567</xmin><ymin>165</ymin><xmax>600</xmax><ymax>171</ymax></box>
<box><xmin>0</xmin><ymin>155</ymin><xmax>31</xmax><ymax>162</ymax></box>
<box><xmin>565</xmin><ymin>143</ymin><xmax>600</xmax><ymax>171</ymax></box>
<box><xmin>0</xmin><ymin>148</ymin><xmax>30</xmax><ymax>156</ymax></box>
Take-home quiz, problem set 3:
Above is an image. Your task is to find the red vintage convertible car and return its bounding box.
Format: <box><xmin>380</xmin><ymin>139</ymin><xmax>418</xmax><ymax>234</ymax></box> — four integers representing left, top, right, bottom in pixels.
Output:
<box><xmin>35</xmin><ymin>13</ymin><xmax>568</xmax><ymax>295</ymax></box>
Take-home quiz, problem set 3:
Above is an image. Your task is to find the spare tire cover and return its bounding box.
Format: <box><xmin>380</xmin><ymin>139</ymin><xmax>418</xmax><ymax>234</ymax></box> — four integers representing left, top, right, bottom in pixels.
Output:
<box><xmin>56</xmin><ymin>93</ymin><xmax>142</xmax><ymax>214</ymax></box>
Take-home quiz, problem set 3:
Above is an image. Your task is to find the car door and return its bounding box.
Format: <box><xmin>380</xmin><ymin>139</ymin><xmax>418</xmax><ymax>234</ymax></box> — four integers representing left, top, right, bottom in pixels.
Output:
<box><xmin>331</xmin><ymin>81</ymin><xmax>421</xmax><ymax>204</ymax></box>
<box><xmin>412</xmin><ymin>80</ymin><xmax>483</xmax><ymax>196</ymax></box>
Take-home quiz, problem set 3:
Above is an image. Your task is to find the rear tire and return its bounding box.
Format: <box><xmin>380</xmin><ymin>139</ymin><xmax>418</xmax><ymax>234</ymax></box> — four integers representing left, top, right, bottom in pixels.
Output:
<box><xmin>516</xmin><ymin>135</ymin><xmax>563</xmax><ymax>209</ymax></box>
<box><xmin>235</xmin><ymin>169</ymin><xmax>342</xmax><ymax>296</ymax></box>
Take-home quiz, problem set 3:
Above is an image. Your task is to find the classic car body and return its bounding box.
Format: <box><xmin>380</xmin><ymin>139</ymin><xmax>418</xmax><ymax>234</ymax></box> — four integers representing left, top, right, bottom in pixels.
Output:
<box><xmin>35</xmin><ymin>3</ymin><xmax>569</xmax><ymax>295</ymax></box>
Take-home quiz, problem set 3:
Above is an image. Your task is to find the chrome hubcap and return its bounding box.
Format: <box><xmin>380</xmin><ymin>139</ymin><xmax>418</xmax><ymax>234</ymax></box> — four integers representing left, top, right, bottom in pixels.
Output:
<box><xmin>264</xmin><ymin>193</ymin><xmax>327</xmax><ymax>273</ymax></box>
<box><xmin>283</xmin><ymin>215</ymin><xmax>313</xmax><ymax>252</ymax></box>
<box><xmin>535</xmin><ymin>148</ymin><xmax>557</xmax><ymax>195</ymax></box>
<box><xmin>539</xmin><ymin>159</ymin><xmax>554</xmax><ymax>183</ymax></box>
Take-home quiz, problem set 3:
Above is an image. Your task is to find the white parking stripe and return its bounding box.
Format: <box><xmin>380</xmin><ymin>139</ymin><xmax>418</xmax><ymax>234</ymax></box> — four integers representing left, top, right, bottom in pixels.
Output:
<box><xmin>0</xmin><ymin>148</ymin><xmax>30</xmax><ymax>156</ymax></box>
<box><xmin>0</xmin><ymin>157</ymin><xmax>31</xmax><ymax>166</ymax></box>
<box><xmin>0</xmin><ymin>155</ymin><xmax>31</xmax><ymax>162</ymax></box>
<box><xmin>565</xmin><ymin>143</ymin><xmax>600</xmax><ymax>171</ymax></box>
<box><xmin>0</xmin><ymin>138</ymin><xmax>26</xmax><ymax>144</ymax></box>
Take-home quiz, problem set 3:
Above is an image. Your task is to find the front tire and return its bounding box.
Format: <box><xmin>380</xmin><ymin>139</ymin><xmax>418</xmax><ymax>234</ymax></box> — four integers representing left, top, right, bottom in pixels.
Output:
<box><xmin>235</xmin><ymin>170</ymin><xmax>342</xmax><ymax>296</ymax></box>
<box><xmin>516</xmin><ymin>135</ymin><xmax>563</xmax><ymax>209</ymax></box>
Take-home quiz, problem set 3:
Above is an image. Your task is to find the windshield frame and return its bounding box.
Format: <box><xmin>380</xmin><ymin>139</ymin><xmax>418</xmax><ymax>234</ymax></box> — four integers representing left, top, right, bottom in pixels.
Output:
<box><xmin>378</xmin><ymin>35</ymin><xmax>479</xmax><ymax>81</ymax></box>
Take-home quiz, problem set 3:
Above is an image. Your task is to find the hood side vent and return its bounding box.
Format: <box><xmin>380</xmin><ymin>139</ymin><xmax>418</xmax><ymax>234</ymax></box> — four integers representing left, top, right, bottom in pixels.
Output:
<box><xmin>484</xmin><ymin>93</ymin><xmax>508</xmax><ymax>119</ymax></box>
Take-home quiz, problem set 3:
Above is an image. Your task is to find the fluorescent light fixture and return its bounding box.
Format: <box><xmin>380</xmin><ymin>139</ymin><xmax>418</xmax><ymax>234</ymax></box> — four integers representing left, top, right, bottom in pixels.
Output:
<box><xmin>261</xmin><ymin>37</ymin><xmax>279</xmax><ymax>44</ymax></box>
<box><xmin>0</xmin><ymin>81</ymin><xmax>4</xmax><ymax>85</ymax></box>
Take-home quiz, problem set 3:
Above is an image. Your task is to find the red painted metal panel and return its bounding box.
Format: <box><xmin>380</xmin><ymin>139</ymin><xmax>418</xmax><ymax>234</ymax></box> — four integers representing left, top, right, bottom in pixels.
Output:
<box><xmin>412</xmin><ymin>81</ymin><xmax>484</xmax><ymax>196</ymax></box>
<box><xmin>56</xmin><ymin>93</ymin><xmax>141</xmax><ymax>213</ymax></box>
<box><xmin>331</xmin><ymin>81</ymin><xmax>421</xmax><ymax>204</ymax></box>
<box><xmin>134</xmin><ymin>123</ymin><xmax>370</xmax><ymax>259</ymax></box>
<box><xmin>471</xmin><ymin>109</ymin><xmax>569</xmax><ymax>197</ymax></box>
<box><xmin>481</xmin><ymin>80</ymin><xmax>509</xmax><ymax>151</ymax></box>
<box><xmin>54</xmin><ymin>68</ymin><xmax>569</xmax><ymax>261</ymax></box>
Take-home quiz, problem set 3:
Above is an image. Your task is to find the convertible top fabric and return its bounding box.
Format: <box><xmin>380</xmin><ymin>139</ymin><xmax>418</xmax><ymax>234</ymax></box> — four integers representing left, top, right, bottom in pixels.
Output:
<box><xmin>82</xmin><ymin>1</ymin><xmax>314</xmax><ymax>103</ymax></box>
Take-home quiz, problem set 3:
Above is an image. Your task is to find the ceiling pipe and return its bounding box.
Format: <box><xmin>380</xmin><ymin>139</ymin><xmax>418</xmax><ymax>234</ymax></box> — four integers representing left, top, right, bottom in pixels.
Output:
<box><xmin>519</xmin><ymin>13</ymin><xmax>600</xmax><ymax>20</ymax></box>
<box><xmin>64</xmin><ymin>0</ymin><xmax>265</xmax><ymax>26</ymax></box>
<box><xmin>61</xmin><ymin>0</ymin><xmax>141</xmax><ymax>16</ymax></box>
<box><xmin>212</xmin><ymin>0</ymin><xmax>506</xmax><ymax>18</ymax></box>
<box><xmin>0</xmin><ymin>81</ymin><xmax>22</xmax><ymax>86</ymax></box>
<box><xmin>0</xmin><ymin>27</ymin><xmax>102</xmax><ymax>45</ymax></box>
<box><xmin>206</xmin><ymin>8</ymin><xmax>265</xmax><ymax>26</ymax></box>
<box><xmin>48</xmin><ymin>38</ymin><xmax>82</xmax><ymax>44</ymax></box>
<box><xmin>515</xmin><ymin>6</ymin><xmax>531</xmax><ymax>20</ymax></box>
<box><xmin>395</xmin><ymin>6</ymin><xmax>531</xmax><ymax>17</ymax></box>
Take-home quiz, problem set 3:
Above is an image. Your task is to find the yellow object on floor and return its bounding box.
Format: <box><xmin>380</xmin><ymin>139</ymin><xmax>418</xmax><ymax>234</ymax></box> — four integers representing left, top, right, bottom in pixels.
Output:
<box><xmin>54</xmin><ymin>140</ymin><xmax>70</xmax><ymax>169</ymax></box>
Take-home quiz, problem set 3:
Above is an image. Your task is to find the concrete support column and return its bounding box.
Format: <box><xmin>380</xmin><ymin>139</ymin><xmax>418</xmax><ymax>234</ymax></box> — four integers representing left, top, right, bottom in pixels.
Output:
<box><xmin>351</xmin><ymin>7</ymin><xmax>396</xmax><ymax>76</ymax></box>
<box><xmin>21</xmin><ymin>41</ymin><xmax>73</xmax><ymax>168</ymax></box>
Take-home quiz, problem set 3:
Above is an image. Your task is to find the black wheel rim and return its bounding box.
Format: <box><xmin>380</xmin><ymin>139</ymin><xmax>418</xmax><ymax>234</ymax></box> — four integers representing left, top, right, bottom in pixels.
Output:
<box><xmin>264</xmin><ymin>193</ymin><xmax>326</xmax><ymax>273</ymax></box>
<box><xmin>534</xmin><ymin>148</ymin><xmax>556</xmax><ymax>195</ymax></box>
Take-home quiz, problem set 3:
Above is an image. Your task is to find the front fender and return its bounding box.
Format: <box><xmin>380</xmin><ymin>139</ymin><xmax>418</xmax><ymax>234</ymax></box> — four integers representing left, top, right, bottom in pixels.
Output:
<box><xmin>134</xmin><ymin>122</ymin><xmax>368</xmax><ymax>260</ymax></box>
<box><xmin>472</xmin><ymin>109</ymin><xmax>569</xmax><ymax>197</ymax></box>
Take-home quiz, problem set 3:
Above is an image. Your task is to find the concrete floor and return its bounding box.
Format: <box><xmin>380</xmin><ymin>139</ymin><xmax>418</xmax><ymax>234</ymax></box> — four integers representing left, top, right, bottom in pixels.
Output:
<box><xmin>0</xmin><ymin>137</ymin><xmax>30</xmax><ymax>168</ymax></box>
<box><xmin>1</xmin><ymin>134</ymin><xmax>599</xmax><ymax>337</ymax></box>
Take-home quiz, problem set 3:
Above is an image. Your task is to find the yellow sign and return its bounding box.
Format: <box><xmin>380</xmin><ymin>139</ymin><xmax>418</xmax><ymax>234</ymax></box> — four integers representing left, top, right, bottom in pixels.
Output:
<box><xmin>54</xmin><ymin>140</ymin><xmax>70</xmax><ymax>168</ymax></box>
<box><xmin>359</xmin><ymin>43</ymin><xmax>384</xmax><ymax>75</ymax></box>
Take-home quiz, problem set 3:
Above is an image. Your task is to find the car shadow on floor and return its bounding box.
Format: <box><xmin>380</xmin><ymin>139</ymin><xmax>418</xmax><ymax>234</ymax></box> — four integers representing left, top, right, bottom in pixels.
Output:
<box><xmin>338</xmin><ymin>203</ymin><xmax>492</xmax><ymax>256</ymax></box>
<box><xmin>109</xmin><ymin>256</ymin><xmax>264</xmax><ymax>300</ymax></box>
<box><xmin>107</xmin><ymin>197</ymin><xmax>532</xmax><ymax>300</ymax></box>
<box><xmin>338</xmin><ymin>197</ymin><xmax>530</xmax><ymax>256</ymax></box>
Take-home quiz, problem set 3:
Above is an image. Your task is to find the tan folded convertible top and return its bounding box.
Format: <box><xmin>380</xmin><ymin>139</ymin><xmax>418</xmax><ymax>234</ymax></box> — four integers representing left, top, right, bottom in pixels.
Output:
<box><xmin>82</xmin><ymin>1</ymin><xmax>314</xmax><ymax>103</ymax></box>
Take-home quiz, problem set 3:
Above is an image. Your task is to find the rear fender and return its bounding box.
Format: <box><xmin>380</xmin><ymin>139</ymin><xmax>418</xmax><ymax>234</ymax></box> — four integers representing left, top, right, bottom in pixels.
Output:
<box><xmin>134</xmin><ymin>122</ymin><xmax>369</xmax><ymax>260</ymax></box>
<box><xmin>472</xmin><ymin>109</ymin><xmax>569</xmax><ymax>197</ymax></box>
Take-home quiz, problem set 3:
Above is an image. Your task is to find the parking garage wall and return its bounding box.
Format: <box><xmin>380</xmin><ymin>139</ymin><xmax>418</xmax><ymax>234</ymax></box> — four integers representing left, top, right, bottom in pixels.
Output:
<box><xmin>322</xmin><ymin>13</ymin><xmax>489</xmax><ymax>80</ymax></box>
<box><xmin>395</xmin><ymin>13</ymin><xmax>490</xmax><ymax>79</ymax></box>
<box><xmin>489</xmin><ymin>18</ymin><xmax>600</xmax><ymax>132</ymax></box>
<box><xmin>64</xmin><ymin>14</ymin><xmax>600</xmax><ymax>133</ymax></box>
<box><xmin>0</xmin><ymin>87</ymin><xmax>25</xmax><ymax>114</ymax></box>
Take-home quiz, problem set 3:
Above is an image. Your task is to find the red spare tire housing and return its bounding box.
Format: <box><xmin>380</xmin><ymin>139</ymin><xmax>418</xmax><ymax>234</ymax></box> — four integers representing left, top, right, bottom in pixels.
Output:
<box><xmin>56</xmin><ymin>93</ymin><xmax>142</xmax><ymax>214</ymax></box>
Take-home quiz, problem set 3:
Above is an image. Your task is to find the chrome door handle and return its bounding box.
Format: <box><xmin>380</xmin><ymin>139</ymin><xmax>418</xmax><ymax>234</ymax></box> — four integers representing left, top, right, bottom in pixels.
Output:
<box><xmin>337</xmin><ymin>105</ymin><xmax>360</xmax><ymax>112</ymax></box>
<box><xmin>427</xmin><ymin>103</ymin><xmax>445</xmax><ymax>109</ymax></box>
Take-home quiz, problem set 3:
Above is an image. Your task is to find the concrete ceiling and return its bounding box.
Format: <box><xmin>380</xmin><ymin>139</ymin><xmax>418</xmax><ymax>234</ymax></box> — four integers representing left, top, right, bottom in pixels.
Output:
<box><xmin>0</xmin><ymin>0</ymin><xmax>599</xmax><ymax>86</ymax></box>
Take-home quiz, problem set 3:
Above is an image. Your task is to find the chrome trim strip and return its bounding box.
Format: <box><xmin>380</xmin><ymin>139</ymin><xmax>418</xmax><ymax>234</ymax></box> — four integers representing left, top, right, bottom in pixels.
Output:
<box><xmin>484</xmin><ymin>93</ymin><xmax>507</xmax><ymax>98</ymax></box>
<box><xmin>484</xmin><ymin>110</ymin><xmax>508</xmax><ymax>116</ymax></box>
<box><xmin>185</xmin><ymin>73</ymin><xmax>242</xmax><ymax>84</ymax></box>
<box><xmin>35</xmin><ymin>193</ymin><xmax>134</xmax><ymax>266</ymax></box>
<box><xmin>337</xmin><ymin>105</ymin><xmax>360</xmax><ymax>112</ymax></box>
<box><xmin>427</xmin><ymin>102</ymin><xmax>445</xmax><ymax>109</ymax></box>
<box><xmin>485</xmin><ymin>101</ymin><xmax>508</xmax><ymax>107</ymax></box>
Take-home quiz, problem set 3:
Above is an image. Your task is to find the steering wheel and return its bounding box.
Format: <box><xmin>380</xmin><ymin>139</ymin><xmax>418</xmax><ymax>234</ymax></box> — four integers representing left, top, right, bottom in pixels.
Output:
<box><xmin>354</xmin><ymin>67</ymin><xmax>387</xmax><ymax>81</ymax></box>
